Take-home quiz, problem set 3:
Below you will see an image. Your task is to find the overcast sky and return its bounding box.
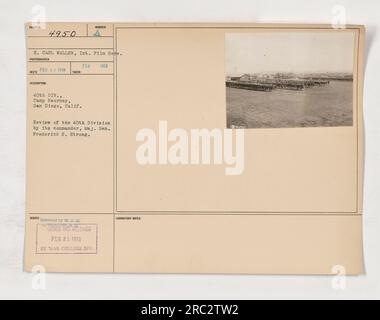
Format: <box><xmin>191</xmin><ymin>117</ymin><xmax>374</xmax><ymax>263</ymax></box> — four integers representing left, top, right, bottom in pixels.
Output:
<box><xmin>226</xmin><ymin>31</ymin><xmax>355</xmax><ymax>75</ymax></box>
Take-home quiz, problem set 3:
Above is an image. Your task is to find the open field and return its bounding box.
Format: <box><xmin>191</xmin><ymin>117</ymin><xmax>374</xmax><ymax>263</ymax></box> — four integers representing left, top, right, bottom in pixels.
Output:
<box><xmin>226</xmin><ymin>80</ymin><xmax>353</xmax><ymax>128</ymax></box>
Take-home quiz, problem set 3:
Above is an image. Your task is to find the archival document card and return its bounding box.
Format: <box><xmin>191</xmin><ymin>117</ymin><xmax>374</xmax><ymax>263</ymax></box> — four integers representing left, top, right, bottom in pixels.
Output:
<box><xmin>24</xmin><ymin>23</ymin><xmax>365</xmax><ymax>274</ymax></box>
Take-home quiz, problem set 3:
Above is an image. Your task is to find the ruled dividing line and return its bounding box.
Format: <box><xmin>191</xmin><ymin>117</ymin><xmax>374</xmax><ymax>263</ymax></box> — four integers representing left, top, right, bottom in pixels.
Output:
<box><xmin>28</xmin><ymin>74</ymin><xmax>114</xmax><ymax>76</ymax></box>
<box><xmin>27</xmin><ymin>36</ymin><xmax>114</xmax><ymax>38</ymax></box>
<box><xmin>28</xmin><ymin>48</ymin><xmax>114</xmax><ymax>50</ymax></box>
<box><xmin>29</xmin><ymin>61</ymin><xmax>114</xmax><ymax>63</ymax></box>
<box><xmin>28</xmin><ymin>212</ymin><xmax>361</xmax><ymax>216</ymax></box>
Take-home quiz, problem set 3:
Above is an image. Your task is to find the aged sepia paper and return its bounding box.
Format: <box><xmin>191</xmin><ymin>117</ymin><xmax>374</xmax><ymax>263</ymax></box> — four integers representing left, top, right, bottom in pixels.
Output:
<box><xmin>24</xmin><ymin>23</ymin><xmax>365</xmax><ymax>274</ymax></box>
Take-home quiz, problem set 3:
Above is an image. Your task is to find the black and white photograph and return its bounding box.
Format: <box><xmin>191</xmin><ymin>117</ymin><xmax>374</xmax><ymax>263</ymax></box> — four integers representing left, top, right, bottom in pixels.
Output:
<box><xmin>226</xmin><ymin>32</ymin><xmax>355</xmax><ymax>129</ymax></box>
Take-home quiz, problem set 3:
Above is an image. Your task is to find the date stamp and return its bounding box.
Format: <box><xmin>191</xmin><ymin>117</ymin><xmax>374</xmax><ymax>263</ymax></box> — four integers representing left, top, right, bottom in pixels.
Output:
<box><xmin>36</xmin><ymin>223</ymin><xmax>98</xmax><ymax>255</ymax></box>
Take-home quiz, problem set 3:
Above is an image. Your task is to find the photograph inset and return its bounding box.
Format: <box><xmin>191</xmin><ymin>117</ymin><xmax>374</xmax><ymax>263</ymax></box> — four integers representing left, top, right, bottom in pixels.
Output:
<box><xmin>226</xmin><ymin>32</ymin><xmax>355</xmax><ymax>128</ymax></box>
